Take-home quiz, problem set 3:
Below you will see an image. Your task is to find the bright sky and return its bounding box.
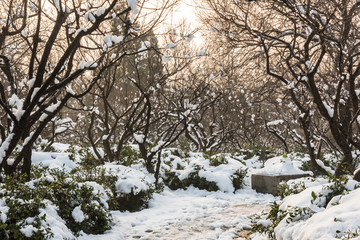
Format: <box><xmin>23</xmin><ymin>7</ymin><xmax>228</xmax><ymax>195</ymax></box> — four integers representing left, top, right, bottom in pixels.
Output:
<box><xmin>165</xmin><ymin>0</ymin><xmax>203</xmax><ymax>46</ymax></box>
<box><xmin>172</xmin><ymin>0</ymin><xmax>199</xmax><ymax>26</ymax></box>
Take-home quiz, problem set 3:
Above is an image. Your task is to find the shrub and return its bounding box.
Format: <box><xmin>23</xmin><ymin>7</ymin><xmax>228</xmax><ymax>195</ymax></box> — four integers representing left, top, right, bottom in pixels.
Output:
<box><xmin>184</xmin><ymin>170</ymin><xmax>220</xmax><ymax>192</ymax></box>
<box><xmin>170</xmin><ymin>149</ymin><xmax>186</xmax><ymax>158</ymax></box>
<box><xmin>300</xmin><ymin>156</ymin><xmax>330</xmax><ymax>177</ymax></box>
<box><xmin>116</xmin><ymin>188</ymin><xmax>155</xmax><ymax>212</ymax></box>
<box><xmin>162</xmin><ymin>153</ymin><xmax>247</xmax><ymax>192</ymax></box>
<box><xmin>0</xmin><ymin>166</ymin><xmax>113</xmax><ymax>238</ymax></box>
<box><xmin>241</xmin><ymin>144</ymin><xmax>275</xmax><ymax>164</ymax></box>
<box><xmin>66</xmin><ymin>145</ymin><xmax>103</xmax><ymax>168</ymax></box>
<box><xmin>71</xmin><ymin>167</ymin><xmax>118</xmax><ymax>210</ymax></box>
<box><xmin>163</xmin><ymin>165</ymin><xmax>219</xmax><ymax>191</ymax></box>
<box><xmin>177</xmin><ymin>139</ymin><xmax>191</xmax><ymax>157</ymax></box>
<box><xmin>0</xmin><ymin>175</ymin><xmax>53</xmax><ymax>239</ymax></box>
<box><xmin>250</xmin><ymin>201</ymin><xmax>286</xmax><ymax>239</ymax></box>
<box><xmin>97</xmin><ymin>164</ymin><xmax>157</xmax><ymax>212</ymax></box>
<box><xmin>277</xmin><ymin>181</ymin><xmax>307</xmax><ymax>200</ymax></box>
<box><xmin>118</xmin><ymin>145</ymin><xmax>140</xmax><ymax>166</ymax></box>
<box><xmin>252</xmin><ymin>175</ymin><xmax>359</xmax><ymax>238</ymax></box>
<box><xmin>208</xmin><ymin>154</ymin><xmax>228</xmax><ymax>167</ymax></box>
<box><xmin>232</xmin><ymin>168</ymin><xmax>248</xmax><ymax>191</ymax></box>
<box><xmin>31</xmin><ymin>168</ymin><xmax>112</xmax><ymax>235</ymax></box>
<box><xmin>162</xmin><ymin>170</ymin><xmax>186</xmax><ymax>190</ymax></box>
<box><xmin>251</xmin><ymin>202</ymin><xmax>314</xmax><ymax>240</ymax></box>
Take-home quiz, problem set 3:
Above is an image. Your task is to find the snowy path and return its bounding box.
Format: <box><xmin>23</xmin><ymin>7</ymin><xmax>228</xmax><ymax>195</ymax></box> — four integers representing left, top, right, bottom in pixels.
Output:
<box><xmin>80</xmin><ymin>187</ymin><xmax>275</xmax><ymax>240</ymax></box>
<box><xmin>129</xmin><ymin>204</ymin><xmax>269</xmax><ymax>240</ymax></box>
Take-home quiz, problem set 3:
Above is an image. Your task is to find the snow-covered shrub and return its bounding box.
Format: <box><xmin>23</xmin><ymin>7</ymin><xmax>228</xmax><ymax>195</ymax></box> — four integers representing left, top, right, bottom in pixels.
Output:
<box><xmin>299</xmin><ymin>153</ymin><xmax>336</xmax><ymax>177</ymax></box>
<box><xmin>100</xmin><ymin>164</ymin><xmax>156</xmax><ymax>212</ymax></box>
<box><xmin>209</xmin><ymin>154</ymin><xmax>228</xmax><ymax>167</ymax></box>
<box><xmin>117</xmin><ymin>145</ymin><xmax>141</xmax><ymax>166</ymax></box>
<box><xmin>240</xmin><ymin>144</ymin><xmax>275</xmax><ymax>165</ymax></box>
<box><xmin>30</xmin><ymin>168</ymin><xmax>112</xmax><ymax>235</ymax></box>
<box><xmin>0</xmin><ymin>175</ymin><xmax>54</xmax><ymax>239</ymax></box>
<box><xmin>255</xmin><ymin>153</ymin><xmax>313</xmax><ymax>178</ymax></box>
<box><xmin>0</xmin><ymin>166</ymin><xmax>113</xmax><ymax>238</ymax></box>
<box><xmin>183</xmin><ymin>165</ymin><xmax>220</xmax><ymax>192</ymax></box>
<box><xmin>174</xmin><ymin>138</ymin><xmax>191</xmax><ymax>157</ymax></box>
<box><xmin>67</xmin><ymin>145</ymin><xmax>103</xmax><ymax>169</ymax></box>
<box><xmin>251</xmin><ymin>176</ymin><xmax>360</xmax><ymax>239</ymax></box>
<box><xmin>71</xmin><ymin>167</ymin><xmax>119</xmax><ymax>210</ymax></box>
<box><xmin>232</xmin><ymin>169</ymin><xmax>248</xmax><ymax>191</ymax></box>
<box><xmin>277</xmin><ymin>180</ymin><xmax>307</xmax><ymax>199</ymax></box>
<box><xmin>250</xmin><ymin>201</ymin><xmax>286</xmax><ymax>239</ymax></box>
<box><xmin>161</xmin><ymin>152</ymin><xmax>247</xmax><ymax>193</ymax></box>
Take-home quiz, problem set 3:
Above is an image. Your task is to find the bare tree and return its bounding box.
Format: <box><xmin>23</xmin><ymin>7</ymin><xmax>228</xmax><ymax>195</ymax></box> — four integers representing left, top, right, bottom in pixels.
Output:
<box><xmin>201</xmin><ymin>0</ymin><xmax>360</xmax><ymax>176</ymax></box>
<box><xmin>0</xmin><ymin>0</ymin><xmax>174</xmax><ymax>178</ymax></box>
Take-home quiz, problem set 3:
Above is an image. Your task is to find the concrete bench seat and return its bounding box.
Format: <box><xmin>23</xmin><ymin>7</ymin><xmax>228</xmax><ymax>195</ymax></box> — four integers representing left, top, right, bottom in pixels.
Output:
<box><xmin>251</xmin><ymin>173</ymin><xmax>311</xmax><ymax>195</ymax></box>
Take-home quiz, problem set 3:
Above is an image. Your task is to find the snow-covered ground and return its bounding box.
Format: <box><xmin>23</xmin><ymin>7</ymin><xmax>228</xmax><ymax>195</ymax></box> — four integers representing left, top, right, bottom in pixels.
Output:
<box><xmin>80</xmin><ymin>188</ymin><xmax>275</xmax><ymax>240</ymax></box>
<box><xmin>10</xmin><ymin>144</ymin><xmax>360</xmax><ymax>240</ymax></box>
<box><xmin>30</xmin><ymin>144</ymin><xmax>278</xmax><ymax>240</ymax></box>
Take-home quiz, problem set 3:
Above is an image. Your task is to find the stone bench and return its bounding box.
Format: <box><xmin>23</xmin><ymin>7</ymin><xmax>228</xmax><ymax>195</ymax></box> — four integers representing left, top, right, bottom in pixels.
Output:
<box><xmin>251</xmin><ymin>173</ymin><xmax>311</xmax><ymax>195</ymax></box>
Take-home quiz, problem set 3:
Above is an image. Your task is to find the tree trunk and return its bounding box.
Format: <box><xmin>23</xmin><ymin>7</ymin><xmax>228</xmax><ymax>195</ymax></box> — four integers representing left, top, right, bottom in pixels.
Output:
<box><xmin>300</xmin><ymin>115</ymin><xmax>328</xmax><ymax>175</ymax></box>
<box><xmin>154</xmin><ymin>150</ymin><xmax>162</xmax><ymax>187</ymax></box>
<box><xmin>335</xmin><ymin>150</ymin><xmax>354</xmax><ymax>177</ymax></box>
<box><xmin>21</xmin><ymin>145</ymin><xmax>32</xmax><ymax>180</ymax></box>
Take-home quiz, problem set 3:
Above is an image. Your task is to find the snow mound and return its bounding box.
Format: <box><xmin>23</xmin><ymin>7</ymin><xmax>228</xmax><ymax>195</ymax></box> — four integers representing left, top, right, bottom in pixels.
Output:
<box><xmin>275</xmin><ymin>186</ymin><xmax>360</xmax><ymax>240</ymax></box>
<box><xmin>161</xmin><ymin>151</ymin><xmax>247</xmax><ymax>193</ymax></box>
<box><xmin>101</xmin><ymin>163</ymin><xmax>153</xmax><ymax>195</ymax></box>
<box><xmin>32</xmin><ymin>152</ymin><xmax>78</xmax><ymax>172</ymax></box>
<box><xmin>275</xmin><ymin>178</ymin><xmax>360</xmax><ymax>240</ymax></box>
<box><xmin>256</xmin><ymin>155</ymin><xmax>311</xmax><ymax>176</ymax></box>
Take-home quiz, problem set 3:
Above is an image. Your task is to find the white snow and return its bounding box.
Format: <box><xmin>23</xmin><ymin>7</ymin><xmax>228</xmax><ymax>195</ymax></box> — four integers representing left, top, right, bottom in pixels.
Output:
<box><xmin>65</xmin><ymin>86</ymin><xmax>75</xmax><ymax>95</ymax></box>
<box><xmin>316</xmin><ymin>159</ymin><xmax>335</xmax><ymax>175</ymax></box>
<box><xmin>267</xmin><ymin>120</ymin><xmax>284</xmax><ymax>126</ymax></box>
<box><xmin>127</xmin><ymin>0</ymin><xmax>138</xmax><ymax>12</ymax></box>
<box><xmin>255</xmin><ymin>155</ymin><xmax>311</xmax><ymax>176</ymax></box>
<box><xmin>84</xmin><ymin>12</ymin><xmax>96</xmax><ymax>22</ymax></box>
<box><xmin>39</xmin><ymin>201</ymin><xmax>76</xmax><ymax>240</ymax></box>
<box><xmin>96</xmin><ymin>7</ymin><xmax>106</xmax><ymax>17</ymax></box>
<box><xmin>20</xmin><ymin>225</ymin><xmax>37</xmax><ymax>237</ymax></box>
<box><xmin>55</xmin><ymin>127</ymin><xmax>67</xmax><ymax>134</ymax></box>
<box><xmin>54</xmin><ymin>0</ymin><xmax>61</xmax><ymax>12</ymax></box>
<box><xmin>324</xmin><ymin>103</ymin><xmax>334</xmax><ymax>118</ymax></box>
<box><xmin>8</xmin><ymin>94</ymin><xmax>22</xmax><ymax>108</ymax></box>
<box><xmin>275</xmin><ymin>179</ymin><xmax>360</xmax><ymax>240</ymax></box>
<box><xmin>28</xmin><ymin>78</ymin><xmax>35</xmax><ymax>88</ymax></box>
<box><xmin>80</xmin><ymin>181</ymin><xmax>110</xmax><ymax>208</ymax></box>
<box><xmin>84</xmin><ymin>60</ymin><xmax>97</xmax><ymax>68</ymax></box>
<box><xmin>0</xmin><ymin>133</ymin><xmax>14</xmax><ymax>163</ymax></box>
<box><xmin>78</xmin><ymin>61</ymin><xmax>85</xmax><ymax>70</ymax></box>
<box><xmin>31</xmin><ymin>87</ymin><xmax>40</xmax><ymax>101</ymax></box>
<box><xmin>6</xmin><ymin>146</ymin><xmax>359</xmax><ymax>240</ymax></box>
<box><xmin>0</xmin><ymin>199</ymin><xmax>9</xmax><ymax>223</ymax></box>
<box><xmin>305</xmin><ymin>60</ymin><xmax>314</xmax><ymax>72</ymax></box>
<box><xmin>78</xmin><ymin>188</ymin><xmax>275</xmax><ymax>240</ymax></box>
<box><xmin>175</xmin><ymin>156</ymin><xmax>246</xmax><ymax>193</ymax></box>
<box><xmin>72</xmin><ymin>206</ymin><xmax>85</xmax><ymax>223</ymax></box>
<box><xmin>111</xmin><ymin>35</ymin><xmax>123</xmax><ymax>44</ymax></box>
<box><xmin>15</xmin><ymin>109</ymin><xmax>25</xmax><ymax>121</ymax></box>
<box><xmin>32</xmin><ymin>152</ymin><xmax>78</xmax><ymax>172</ymax></box>
<box><xmin>75</xmin><ymin>27</ymin><xmax>88</xmax><ymax>36</ymax></box>
<box><xmin>45</xmin><ymin>101</ymin><xmax>61</xmax><ymax>113</ymax></box>
<box><xmin>133</xmin><ymin>133</ymin><xmax>145</xmax><ymax>143</ymax></box>
<box><xmin>101</xmin><ymin>164</ymin><xmax>152</xmax><ymax>195</ymax></box>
